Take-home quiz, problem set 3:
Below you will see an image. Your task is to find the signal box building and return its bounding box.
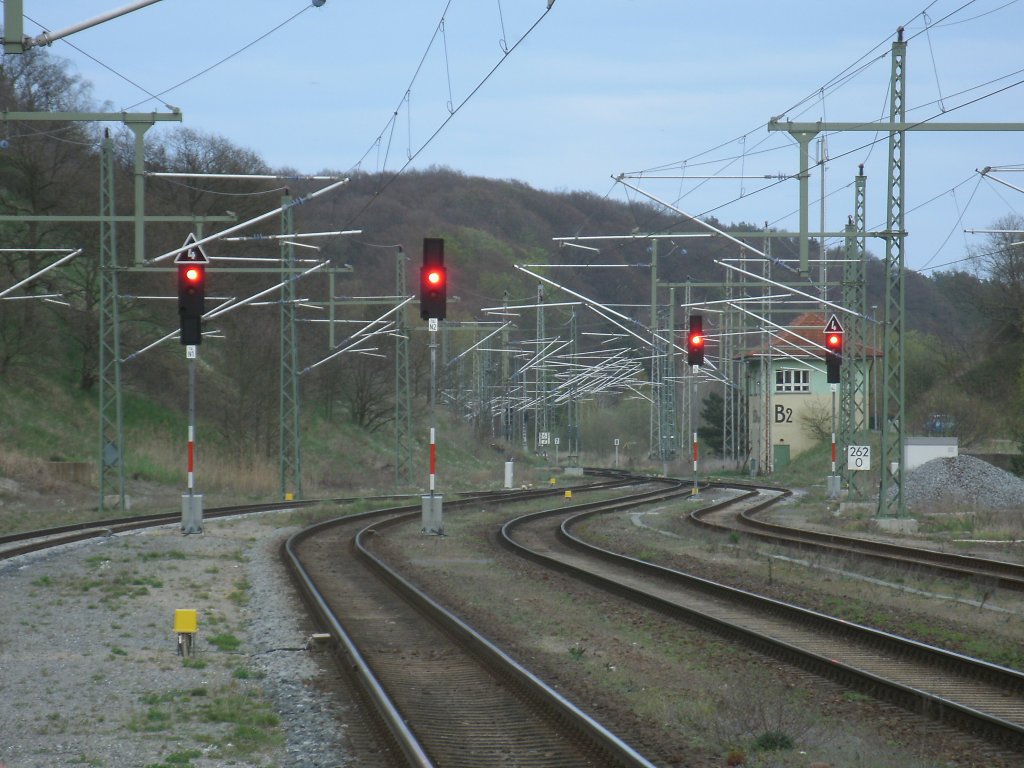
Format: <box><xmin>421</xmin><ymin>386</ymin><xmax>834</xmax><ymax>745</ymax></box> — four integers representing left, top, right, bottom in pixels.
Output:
<box><xmin>742</xmin><ymin>311</ymin><xmax>874</xmax><ymax>473</ymax></box>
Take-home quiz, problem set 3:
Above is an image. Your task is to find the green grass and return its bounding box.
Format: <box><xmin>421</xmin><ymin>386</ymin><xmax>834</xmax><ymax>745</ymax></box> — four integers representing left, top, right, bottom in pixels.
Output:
<box><xmin>144</xmin><ymin>748</ymin><xmax>203</xmax><ymax>767</ymax></box>
<box><xmin>130</xmin><ymin>686</ymin><xmax>282</xmax><ymax>758</ymax></box>
<box><xmin>207</xmin><ymin>633</ymin><xmax>241</xmax><ymax>652</ymax></box>
<box><xmin>25</xmin><ymin>566</ymin><xmax>165</xmax><ymax>609</ymax></box>
<box><xmin>139</xmin><ymin>550</ymin><xmax>189</xmax><ymax>561</ymax></box>
<box><xmin>227</xmin><ymin>579</ymin><xmax>250</xmax><ymax>606</ymax></box>
<box><xmin>232</xmin><ymin>665</ymin><xmax>263</xmax><ymax>680</ymax></box>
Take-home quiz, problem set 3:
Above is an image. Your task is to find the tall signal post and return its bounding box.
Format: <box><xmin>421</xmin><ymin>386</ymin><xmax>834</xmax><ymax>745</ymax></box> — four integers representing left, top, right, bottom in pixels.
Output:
<box><xmin>686</xmin><ymin>315</ymin><xmax>704</xmax><ymax>495</ymax></box>
<box><xmin>824</xmin><ymin>315</ymin><xmax>844</xmax><ymax>498</ymax></box>
<box><xmin>175</xmin><ymin>234</ymin><xmax>208</xmax><ymax>534</ymax></box>
<box><xmin>420</xmin><ymin>238</ymin><xmax>446</xmax><ymax>535</ymax></box>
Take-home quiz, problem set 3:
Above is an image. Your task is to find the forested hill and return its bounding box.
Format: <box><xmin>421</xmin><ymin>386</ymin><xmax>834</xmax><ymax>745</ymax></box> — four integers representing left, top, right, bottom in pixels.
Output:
<box><xmin>0</xmin><ymin>137</ymin><xmax>977</xmax><ymax>389</ymax></box>
<box><xmin>298</xmin><ymin>167</ymin><xmax>963</xmax><ymax>336</ymax></box>
<box><xmin>0</xmin><ymin>41</ymin><xmax>1005</xmax><ymax>444</ymax></box>
<box><xmin>0</xmin><ymin>39</ymin><xmax>970</xmax><ymax>377</ymax></box>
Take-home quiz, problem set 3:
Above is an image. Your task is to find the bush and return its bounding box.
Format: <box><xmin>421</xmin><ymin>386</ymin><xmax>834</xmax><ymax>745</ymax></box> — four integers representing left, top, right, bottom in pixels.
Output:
<box><xmin>754</xmin><ymin>730</ymin><xmax>794</xmax><ymax>751</ymax></box>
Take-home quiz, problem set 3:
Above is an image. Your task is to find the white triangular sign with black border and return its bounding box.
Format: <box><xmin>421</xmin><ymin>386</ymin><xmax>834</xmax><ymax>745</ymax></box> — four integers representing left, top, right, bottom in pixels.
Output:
<box><xmin>824</xmin><ymin>314</ymin><xmax>844</xmax><ymax>334</ymax></box>
<box><xmin>173</xmin><ymin>232</ymin><xmax>210</xmax><ymax>264</ymax></box>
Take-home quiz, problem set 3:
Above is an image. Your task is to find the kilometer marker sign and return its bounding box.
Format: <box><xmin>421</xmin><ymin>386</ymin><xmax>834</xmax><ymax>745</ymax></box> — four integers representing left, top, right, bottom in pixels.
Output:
<box><xmin>847</xmin><ymin>445</ymin><xmax>871</xmax><ymax>471</ymax></box>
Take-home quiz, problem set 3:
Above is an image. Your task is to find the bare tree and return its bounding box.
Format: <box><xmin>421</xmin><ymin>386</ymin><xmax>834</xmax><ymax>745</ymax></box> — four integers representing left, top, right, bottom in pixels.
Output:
<box><xmin>144</xmin><ymin>127</ymin><xmax>271</xmax><ymax>219</ymax></box>
<box><xmin>0</xmin><ymin>48</ymin><xmax>104</xmax><ymax>381</ymax></box>
<box><xmin>969</xmin><ymin>213</ymin><xmax>1024</xmax><ymax>338</ymax></box>
<box><xmin>341</xmin><ymin>353</ymin><xmax>394</xmax><ymax>432</ymax></box>
<box><xmin>798</xmin><ymin>397</ymin><xmax>832</xmax><ymax>443</ymax></box>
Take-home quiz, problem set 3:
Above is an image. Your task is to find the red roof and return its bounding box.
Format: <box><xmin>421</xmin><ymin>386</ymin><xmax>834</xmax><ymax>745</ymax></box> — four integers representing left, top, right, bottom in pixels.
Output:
<box><xmin>743</xmin><ymin>311</ymin><xmax>880</xmax><ymax>359</ymax></box>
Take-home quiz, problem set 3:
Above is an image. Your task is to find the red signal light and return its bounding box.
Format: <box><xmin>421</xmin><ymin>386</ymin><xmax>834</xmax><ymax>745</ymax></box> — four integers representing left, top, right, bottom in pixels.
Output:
<box><xmin>824</xmin><ymin>331</ymin><xmax>842</xmax><ymax>383</ymax></box>
<box><xmin>177</xmin><ymin>263</ymin><xmax>206</xmax><ymax>345</ymax></box>
<box><xmin>420</xmin><ymin>238</ymin><xmax>447</xmax><ymax>321</ymax></box>
<box><xmin>686</xmin><ymin>315</ymin><xmax>705</xmax><ymax>366</ymax></box>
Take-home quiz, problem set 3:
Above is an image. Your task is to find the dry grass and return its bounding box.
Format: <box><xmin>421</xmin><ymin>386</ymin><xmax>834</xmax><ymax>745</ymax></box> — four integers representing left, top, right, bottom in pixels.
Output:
<box><xmin>0</xmin><ymin>449</ymin><xmax>64</xmax><ymax>492</ymax></box>
<box><xmin>131</xmin><ymin>438</ymin><xmax>280</xmax><ymax>497</ymax></box>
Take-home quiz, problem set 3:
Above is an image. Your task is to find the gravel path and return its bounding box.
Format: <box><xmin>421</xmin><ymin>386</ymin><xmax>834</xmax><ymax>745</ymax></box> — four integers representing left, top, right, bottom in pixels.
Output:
<box><xmin>0</xmin><ymin>515</ymin><xmax>351</xmax><ymax>768</ymax></box>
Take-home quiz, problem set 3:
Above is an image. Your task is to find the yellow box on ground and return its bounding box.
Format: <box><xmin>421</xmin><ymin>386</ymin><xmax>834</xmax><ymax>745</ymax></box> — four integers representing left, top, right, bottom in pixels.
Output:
<box><xmin>174</xmin><ymin>608</ymin><xmax>198</xmax><ymax>634</ymax></box>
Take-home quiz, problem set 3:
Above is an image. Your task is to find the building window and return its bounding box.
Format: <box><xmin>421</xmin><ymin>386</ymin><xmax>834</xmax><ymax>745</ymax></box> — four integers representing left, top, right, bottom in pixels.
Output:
<box><xmin>776</xmin><ymin>368</ymin><xmax>809</xmax><ymax>393</ymax></box>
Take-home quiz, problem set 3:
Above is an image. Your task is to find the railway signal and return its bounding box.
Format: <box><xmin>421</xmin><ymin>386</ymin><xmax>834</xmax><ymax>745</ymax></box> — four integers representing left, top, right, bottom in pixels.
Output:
<box><xmin>174</xmin><ymin>233</ymin><xmax>210</xmax><ymax>535</ymax></box>
<box><xmin>824</xmin><ymin>315</ymin><xmax>843</xmax><ymax>384</ymax></box>
<box><xmin>177</xmin><ymin>263</ymin><xmax>205</xmax><ymax>345</ymax></box>
<box><xmin>420</xmin><ymin>237</ymin><xmax>446</xmax><ymax>321</ymax></box>
<box><xmin>175</xmin><ymin>233</ymin><xmax>208</xmax><ymax>346</ymax></box>
<box><xmin>686</xmin><ymin>315</ymin><xmax>704</xmax><ymax>366</ymax></box>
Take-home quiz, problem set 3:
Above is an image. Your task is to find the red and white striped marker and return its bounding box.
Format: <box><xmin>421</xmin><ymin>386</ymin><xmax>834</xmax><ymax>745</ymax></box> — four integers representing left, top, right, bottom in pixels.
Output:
<box><xmin>187</xmin><ymin>425</ymin><xmax>195</xmax><ymax>491</ymax></box>
<box><xmin>429</xmin><ymin>427</ymin><xmax>436</xmax><ymax>493</ymax></box>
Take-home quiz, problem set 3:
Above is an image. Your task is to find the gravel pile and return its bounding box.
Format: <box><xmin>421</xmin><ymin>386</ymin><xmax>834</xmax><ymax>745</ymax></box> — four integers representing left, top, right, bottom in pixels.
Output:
<box><xmin>903</xmin><ymin>454</ymin><xmax>1024</xmax><ymax>510</ymax></box>
<box><xmin>0</xmin><ymin>516</ymin><xmax>351</xmax><ymax>768</ymax></box>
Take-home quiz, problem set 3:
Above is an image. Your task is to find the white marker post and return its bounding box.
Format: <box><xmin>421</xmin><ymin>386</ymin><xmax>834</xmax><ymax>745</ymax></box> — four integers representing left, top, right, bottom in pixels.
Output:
<box><xmin>181</xmin><ymin>342</ymin><xmax>203</xmax><ymax>534</ymax></box>
<box><xmin>422</xmin><ymin>317</ymin><xmax>443</xmax><ymax>534</ymax></box>
<box><xmin>692</xmin><ymin>431</ymin><xmax>699</xmax><ymax>496</ymax></box>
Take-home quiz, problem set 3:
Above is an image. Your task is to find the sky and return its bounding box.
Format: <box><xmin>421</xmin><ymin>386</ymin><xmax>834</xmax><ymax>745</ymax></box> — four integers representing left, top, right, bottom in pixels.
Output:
<box><xmin>12</xmin><ymin>0</ymin><xmax>1024</xmax><ymax>274</ymax></box>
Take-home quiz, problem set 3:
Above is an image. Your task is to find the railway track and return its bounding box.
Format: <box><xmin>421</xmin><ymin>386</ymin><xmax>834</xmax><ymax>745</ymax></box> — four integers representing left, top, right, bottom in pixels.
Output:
<box><xmin>7</xmin><ymin>470</ymin><xmax>1024</xmax><ymax>763</ymax></box>
<box><xmin>0</xmin><ymin>488</ymin><xmax>579</xmax><ymax>561</ymax></box>
<box><xmin>693</xmin><ymin>482</ymin><xmax>1024</xmax><ymax>591</ymax></box>
<box><xmin>0</xmin><ymin>497</ymin><xmax>345</xmax><ymax>560</ymax></box>
<box><xmin>283</xmin><ymin>481</ymin><xmax>660</xmax><ymax>768</ymax></box>
<box><xmin>496</xmin><ymin>478</ymin><xmax>1024</xmax><ymax>752</ymax></box>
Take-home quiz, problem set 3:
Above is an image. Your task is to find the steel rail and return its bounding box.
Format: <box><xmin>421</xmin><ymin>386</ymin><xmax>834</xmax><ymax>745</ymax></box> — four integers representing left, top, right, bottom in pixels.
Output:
<box><xmin>496</xmin><ymin>480</ymin><xmax>1024</xmax><ymax>750</ymax></box>
<box><xmin>690</xmin><ymin>482</ymin><xmax>1024</xmax><ymax>591</ymax></box>
<box><xmin>0</xmin><ymin>495</ymin><xmax>410</xmax><ymax>561</ymax></box>
<box><xmin>281</xmin><ymin>477</ymin><xmax>649</xmax><ymax>767</ymax></box>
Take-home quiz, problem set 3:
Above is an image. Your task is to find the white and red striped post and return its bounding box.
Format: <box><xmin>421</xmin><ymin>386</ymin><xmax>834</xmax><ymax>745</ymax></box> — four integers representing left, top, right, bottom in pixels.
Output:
<box><xmin>181</xmin><ymin>346</ymin><xmax>203</xmax><ymax>534</ymax></box>
<box><xmin>831</xmin><ymin>431</ymin><xmax>837</xmax><ymax>475</ymax></box>
<box><xmin>187</xmin><ymin>424</ymin><xmax>195</xmax><ymax>491</ymax></box>
<box><xmin>828</xmin><ymin>382</ymin><xmax>840</xmax><ymax>500</ymax></box>
<box><xmin>429</xmin><ymin>427</ymin><xmax>436</xmax><ymax>493</ymax></box>
<box><xmin>691</xmin><ymin>430</ymin><xmax>699</xmax><ymax>495</ymax></box>
<box><xmin>421</xmin><ymin>320</ymin><xmax>443</xmax><ymax>534</ymax></box>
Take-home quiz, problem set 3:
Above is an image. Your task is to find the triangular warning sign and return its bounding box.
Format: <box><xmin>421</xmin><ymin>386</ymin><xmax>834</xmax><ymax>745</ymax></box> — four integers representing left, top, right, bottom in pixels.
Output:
<box><xmin>824</xmin><ymin>314</ymin><xmax>844</xmax><ymax>334</ymax></box>
<box><xmin>173</xmin><ymin>233</ymin><xmax>210</xmax><ymax>264</ymax></box>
